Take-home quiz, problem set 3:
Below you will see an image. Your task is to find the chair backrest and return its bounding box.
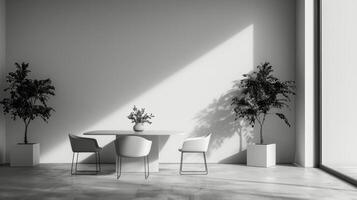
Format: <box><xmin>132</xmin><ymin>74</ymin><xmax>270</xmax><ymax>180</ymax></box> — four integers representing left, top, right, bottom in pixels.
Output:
<box><xmin>68</xmin><ymin>134</ymin><xmax>99</xmax><ymax>152</ymax></box>
<box><xmin>203</xmin><ymin>133</ymin><xmax>212</xmax><ymax>151</ymax></box>
<box><xmin>115</xmin><ymin>136</ymin><xmax>152</xmax><ymax>157</ymax></box>
<box><xmin>182</xmin><ymin>133</ymin><xmax>212</xmax><ymax>152</ymax></box>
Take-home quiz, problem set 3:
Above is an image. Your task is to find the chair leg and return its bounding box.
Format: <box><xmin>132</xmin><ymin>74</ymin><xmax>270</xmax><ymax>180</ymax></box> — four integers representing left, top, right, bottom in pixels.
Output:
<box><xmin>144</xmin><ymin>156</ymin><xmax>149</xmax><ymax>179</ymax></box>
<box><xmin>203</xmin><ymin>152</ymin><xmax>208</xmax><ymax>175</ymax></box>
<box><xmin>179</xmin><ymin>152</ymin><xmax>184</xmax><ymax>175</ymax></box>
<box><xmin>116</xmin><ymin>156</ymin><xmax>118</xmax><ymax>179</ymax></box>
<box><xmin>75</xmin><ymin>152</ymin><xmax>79</xmax><ymax>173</ymax></box>
<box><xmin>95</xmin><ymin>152</ymin><xmax>98</xmax><ymax>173</ymax></box>
<box><xmin>71</xmin><ymin>153</ymin><xmax>75</xmax><ymax>175</ymax></box>
<box><xmin>98</xmin><ymin>152</ymin><xmax>101</xmax><ymax>172</ymax></box>
<box><xmin>179</xmin><ymin>151</ymin><xmax>208</xmax><ymax>175</ymax></box>
<box><xmin>144</xmin><ymin>156</ymin><xmax>146</xmax><ymax>179</ymax></box>
<box><xmin>117</xmin><ymin>156</ymin><xmax>122</xmax><ymax>179</ymax></box>
<box><xmin>115</xmin><ymin>155</ymin><xmax>118</xmax><ymax>178</ymax></box>
<box><xmin>71</xmin><ymin>152</ymin><xmax>100</xmax><ymax>175</ymax></box>
<box><xmin>147</xmin><ymin>156</ymin><xmax>150</xmax><ymax>179</ymax></box>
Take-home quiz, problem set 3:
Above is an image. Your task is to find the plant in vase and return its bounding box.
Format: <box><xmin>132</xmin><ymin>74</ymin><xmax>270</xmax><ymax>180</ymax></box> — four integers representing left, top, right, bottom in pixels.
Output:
<box><xmin>231</xmin><ymin>62</ymin><xmax>295</xmax><ymax>167</ymax></box>
<box><xmin>127</xmin><ymin>105</ymin><xmax>155</xmax><ymax>132</ymax></box>
<box><xmin>0</xmin><ymin>62</ymin><xmax>55</xmax><ymax>166</ymax></box>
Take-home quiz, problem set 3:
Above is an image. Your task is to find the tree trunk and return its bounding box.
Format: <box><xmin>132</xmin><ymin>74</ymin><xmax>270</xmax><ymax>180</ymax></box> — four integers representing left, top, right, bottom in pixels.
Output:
<box><xmin>259</xmin><ymin>122</ymin><xmax>263</xmax><ymax>144</ymax></box>
<box><xmin>258</xmin><ymin>114</ymin><xmax>266</xmax><ymax>145</ymax></box>
<box><xmin>24</xmin><ymin>122</ymin><xmax>29</xmax><ymax>144</ymax></box>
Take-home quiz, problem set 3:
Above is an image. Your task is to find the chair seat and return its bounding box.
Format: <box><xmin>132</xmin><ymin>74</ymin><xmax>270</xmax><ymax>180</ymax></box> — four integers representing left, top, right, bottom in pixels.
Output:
<box><xmin>73</xmin><ymin>147</ymin><xmax>102</xmax><ymax>153</ymax></box>
<box><xmin>94</xmin><ymin>147</ymin><xmax>102</xmax><ymax>152</ymax></box>
<box><xmin>178</xmin><ymin>148</ymin><xmax>205</xmax><ymax>153</ymax></box>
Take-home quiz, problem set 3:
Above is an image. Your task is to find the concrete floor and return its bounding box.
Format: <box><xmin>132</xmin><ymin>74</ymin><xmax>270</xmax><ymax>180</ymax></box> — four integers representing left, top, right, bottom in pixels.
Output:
<box><xmin>325</xmin><ymin>165</ymin><xmax>357</xmax><ymax>181</ymax></box>
<box><xmin>0</xmin><ymin>164</ymin><xmax>356</xmax><ymax>200</ymax></box>
<box><xmin>337</xmin><ymin>167</ymin><xmax>357</xmax><ymax>180</ymax></box>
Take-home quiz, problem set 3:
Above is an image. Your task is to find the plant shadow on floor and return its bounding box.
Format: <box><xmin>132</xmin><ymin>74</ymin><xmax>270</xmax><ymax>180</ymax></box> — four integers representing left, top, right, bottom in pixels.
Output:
<box><xmin>191</xmin><ymin>82</ymin><xmax>254</xmax><ymax>164</ymax></box>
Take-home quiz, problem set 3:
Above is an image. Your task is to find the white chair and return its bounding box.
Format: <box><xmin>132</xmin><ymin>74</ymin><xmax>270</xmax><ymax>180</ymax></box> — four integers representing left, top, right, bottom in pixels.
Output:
<box><xmin>114</xmin><ymin>136</ymin><xmax>152</xmax><ymax>179</ymax></box>
<box><xmin>68</xmin><ymin>134</ymin><xmax>102</xmax><ymax>175</ymax></box>
<box><xmin>178</xmin><ymin>133</ymin><xmax>212</xmax><ymax>175</ymax></box>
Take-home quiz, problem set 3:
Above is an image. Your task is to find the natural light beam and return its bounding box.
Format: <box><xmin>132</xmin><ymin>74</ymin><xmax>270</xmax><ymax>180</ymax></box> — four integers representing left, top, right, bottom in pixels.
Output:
<box><xmin>42</xmin><ymin>25</ymin><xmax>254</xmax><ymax>163</ymax></box>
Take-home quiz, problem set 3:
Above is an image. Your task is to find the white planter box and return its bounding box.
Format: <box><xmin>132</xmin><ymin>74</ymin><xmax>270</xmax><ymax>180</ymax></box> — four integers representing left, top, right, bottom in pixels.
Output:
<box><xmin>10</xmin><ymin>143</ymin><xmax>40</xmax><ymax>167</ymax></box>
<box><xmin>247</xmin><ymin>143</ymin><xmax>276</xmax><ymax>167</ymax></box>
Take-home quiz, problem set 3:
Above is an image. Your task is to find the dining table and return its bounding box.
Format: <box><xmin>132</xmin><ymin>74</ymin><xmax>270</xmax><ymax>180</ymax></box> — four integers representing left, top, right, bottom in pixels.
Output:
<box><xmin>83</xmin><ymin>130</ymin><xmax>185</xmax><ymax>172</ymax></box>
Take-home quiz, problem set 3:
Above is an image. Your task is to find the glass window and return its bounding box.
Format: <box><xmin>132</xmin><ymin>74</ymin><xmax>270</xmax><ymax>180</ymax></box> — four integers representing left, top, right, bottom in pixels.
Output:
<box><xmin>321</xmin><ymin>0</ymin><xmax>357</xmax><ymax>182</ymax></box>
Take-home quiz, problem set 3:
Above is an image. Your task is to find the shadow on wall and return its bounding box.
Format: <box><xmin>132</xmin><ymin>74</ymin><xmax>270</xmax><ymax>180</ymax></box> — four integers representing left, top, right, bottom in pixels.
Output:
<box><xmin>192</xmin><ymin>83</ymin><xmax>254</xmax><ymax>164</ymax></box>
<box><xmin>82</xmin><ymin>86</ymin><xmax>254</xmax><ymax>164</ymax></box>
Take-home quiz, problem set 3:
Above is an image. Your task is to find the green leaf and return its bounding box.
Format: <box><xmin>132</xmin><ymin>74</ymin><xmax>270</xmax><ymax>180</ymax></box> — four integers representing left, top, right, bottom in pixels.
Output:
<box><xmin>231</xmin><ymin>62</ymin><xmax>295</xmax><ymax>131</ymax></box>
<box><xmin>275</xmin><ymin>113</ymin><xmax>291</xmax><ymax>127</ymax></box>
<box><xmin>0</xmin><ymin>62</ymin><xmax>55</xmax><ymax>128</ymax></box>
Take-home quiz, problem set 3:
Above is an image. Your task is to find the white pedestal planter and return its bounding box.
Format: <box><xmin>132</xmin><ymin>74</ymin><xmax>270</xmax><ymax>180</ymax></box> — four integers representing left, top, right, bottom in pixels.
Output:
<box><xmin>247</xmin><ymin>143</ymin><xmax>276</xmax><ymax>167</ymax></box>
<box><xmin>10</xmin><ymin>143</ymin><xmax>40</xmax><ymax>167</ymax></box>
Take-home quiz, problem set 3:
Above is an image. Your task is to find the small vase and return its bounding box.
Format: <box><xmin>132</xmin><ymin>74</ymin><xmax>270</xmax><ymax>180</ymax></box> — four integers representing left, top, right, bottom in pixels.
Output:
<box><xmin>133</xmin><ymin>123</ymin><xmax>144</xmax><ymax>132</ymax></box>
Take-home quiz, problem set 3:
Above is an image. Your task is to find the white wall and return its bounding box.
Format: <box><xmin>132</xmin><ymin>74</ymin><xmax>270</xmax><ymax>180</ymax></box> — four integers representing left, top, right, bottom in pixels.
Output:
<box><xmin>295</xmin><ymin>0</ymin><xmax>305</xmax><ymax>166</ymax></box>
<box><xmin>294</xmin><ymin>0</ymin><xmax>317</xmax><ymax>168</ymax></box>
<box><xmin>321</xmin><ymin>0</ymin><xmax>357</xmax><ymax>167</ymax></box>
<box><xmin>5</xmin><ymin>0</ymin><xmax>296</xmax><ymax>164</ymax></box>
<box><xmin>0</xmin><ymin>0</ymin><xmax>6</xmax><ymax>164</ymax></box>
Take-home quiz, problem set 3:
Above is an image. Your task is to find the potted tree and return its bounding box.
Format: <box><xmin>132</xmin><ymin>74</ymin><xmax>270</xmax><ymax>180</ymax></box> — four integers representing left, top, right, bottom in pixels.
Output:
<box><xmin>0</xmin><ymin>62</ymin><xmax>55</xmax><ymax>166</ymax></box>
<box><xmin>231</xmin><ymin>62</ymin><xmax>295</xmax><ymax>167</ymax></box>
